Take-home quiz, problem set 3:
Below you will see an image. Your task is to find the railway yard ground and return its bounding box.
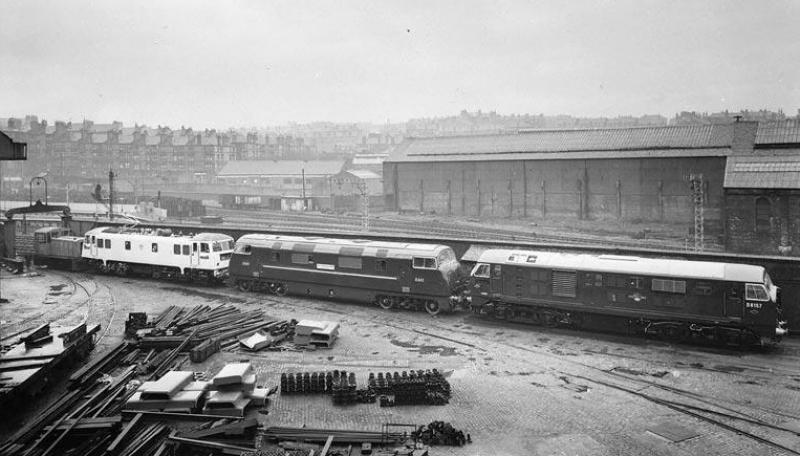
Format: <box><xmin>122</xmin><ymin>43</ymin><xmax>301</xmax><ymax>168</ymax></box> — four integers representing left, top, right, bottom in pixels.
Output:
<box><xmin>2</xmin><ymin>269</ymin><xmax>800</xmax><ymax>455</ymax></box>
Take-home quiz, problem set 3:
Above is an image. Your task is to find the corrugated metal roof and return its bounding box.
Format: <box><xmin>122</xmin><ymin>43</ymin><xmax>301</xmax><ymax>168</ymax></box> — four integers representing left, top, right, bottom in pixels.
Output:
<box><xmin>475</xmin><ymin>249</ymin><xmax>765</xmax><ymax>283</ymax></box>
<box><xmin>387</xmin><ymin>124</ymin><xmax>734</xmax><ymax>163</ymax></box>
<box><xmin>755</xmin><ymin>120</ymin><xmax>800</xmax><ymax>145</ymax></box>
<box><xmin>218</xmin><ymin>160</ymin><xmax>343</xmax><ymax>176</ymax></box>
<box><xmin>724</xmin><ymin>154</ymin><xmax>800</xmax><ymax>189</ymax></box>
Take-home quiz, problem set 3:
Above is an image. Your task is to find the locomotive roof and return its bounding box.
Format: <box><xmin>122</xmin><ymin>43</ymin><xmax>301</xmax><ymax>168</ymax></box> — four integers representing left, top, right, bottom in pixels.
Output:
<box><xmin>476</xmin><ymin>249</ymin><xmax>767</xmax><ymax>283</ymax></box>
<box><xmin>236</xmin><ymin>233</ymin><xmax>451</xmax><ymax>259</ymax></box>
<box><xmin>85</xmin><ymin>227</ymin><xmax>232</xmax><ymax>242</ymax></box>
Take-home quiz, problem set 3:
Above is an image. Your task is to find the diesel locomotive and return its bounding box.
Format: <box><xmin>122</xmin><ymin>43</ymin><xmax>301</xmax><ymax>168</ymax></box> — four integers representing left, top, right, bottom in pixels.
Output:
<box><xmin>469</xmin><ymin>249</ymin><xmax>788</xmax><ymax>345</ymax></box>
<box><xmin>229</xmin><ymin>234</ymin><xmax>465</xmax><ymax>315</ymax></box>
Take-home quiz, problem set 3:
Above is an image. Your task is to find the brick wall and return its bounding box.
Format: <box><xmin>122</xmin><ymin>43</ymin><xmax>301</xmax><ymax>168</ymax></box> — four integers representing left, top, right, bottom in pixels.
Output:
<box><xmin>725</xmin><ymin>189</ymin><xmax>800</xmax><ymax>255</ymax></box>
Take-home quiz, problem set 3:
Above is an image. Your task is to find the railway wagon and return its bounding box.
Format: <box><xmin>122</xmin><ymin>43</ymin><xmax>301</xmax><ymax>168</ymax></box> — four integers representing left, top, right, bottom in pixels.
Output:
<box><xmin>469</xmin><ymin>249</ymin><xmax>788</xmax><ymax>345</ymax></box>
<box><xmin>33</xmin><ymin>227</ymin><xmax>85</xmax><ymax>270</ymax></box>
<box><xmin>230</xmin><ymin>234</ymin><xmax>463</xmax><ymax>314</ymax></box>
<box><xmin>82</xmin><ymin>227</ymin><xmax>234</xmax><ymax>281</ymax></box>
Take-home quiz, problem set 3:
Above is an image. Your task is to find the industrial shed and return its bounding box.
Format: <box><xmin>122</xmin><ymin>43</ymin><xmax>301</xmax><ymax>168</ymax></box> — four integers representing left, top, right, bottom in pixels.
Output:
<box><xmin>724</xmin><ymin>121</ymin><xmax>800</xmax><ymax>255</ymax></box>
<box><xmin>384</xmin><ymin>122</ymin><xmax>759</xmax><ymax>234</ymax></box>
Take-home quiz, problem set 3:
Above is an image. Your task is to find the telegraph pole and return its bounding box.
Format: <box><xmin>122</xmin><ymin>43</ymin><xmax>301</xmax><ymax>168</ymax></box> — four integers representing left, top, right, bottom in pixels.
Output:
<box><xmin>690</xmin><ymin>173</ymin><xmax>704</xmax><ymax>251</ymax></box>
<box><xmin>109</xmin><ymin>170</ymin><xmax>115</xmax><ymax>221</ymax></box>
<box><xmin>301</xmin><ymin>168</ymin><xmax>306</xmax><ymax>211</ymax></box>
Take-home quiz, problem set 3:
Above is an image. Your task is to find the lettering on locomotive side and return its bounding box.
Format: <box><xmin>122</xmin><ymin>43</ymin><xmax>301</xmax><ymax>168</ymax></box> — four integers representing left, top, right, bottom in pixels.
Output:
<box><xmin>745</xmin><ymin>302</ymin><xmax>763</xmax><ymax>311</ymax></box>
<box><xmin>415</xmin><ymin>277</ymin><xmax>425</xmax><ymax>283</ymax></box>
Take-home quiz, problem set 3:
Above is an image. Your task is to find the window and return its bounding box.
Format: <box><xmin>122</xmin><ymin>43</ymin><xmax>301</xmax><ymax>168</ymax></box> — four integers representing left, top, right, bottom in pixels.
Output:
<box><xmin>756</xmin><ymin>197</ymin><xmax>771</xmax><ymax>233</ymax></box>
<box><xmin>200</xmin><ymin>243</ymin><xmax>209</xmax><ymax>253</ymax></box>
<box><xmin>193</xmin><ymin>243</ymin><xmax>198</xmax><ymax>253</ymax></box>
<box><xmin>125</xmin><ymin>241</ymin><xmax>131</xmax><ymax>250</ymax></box>
<box><xmin>271</xmin><ymin>252</ymin><xmax>281</xmax><ymax>262</ymax></box>
<box><xmin>338</xmin><ymin>257</ymin><xmax>362</xmax><ymax>270</ymax></box>
<box><xmin>493</xmin><ymin>265</ymin><xmax>502</xmax><ymax>277</ymax></box>
<box><xmin>583</xmin><ymin>273</ymin><xmax>603</xmax><ymax>287</ymax></box>
<box><xmin>85</xmin><ymin>235</ymin><xmax>90</xmax><ymax>244</ymax></box>
<box><xmin>174</xmin><ymin>244</ymin><xmax>181</xmax><ymax>255</ymax></box>
<box><xmin>694</xmin><ymin>282</ymin><xmax>712</xmax><ymax>295</ymax></box>
<box><xmin>472</xmin><ymin>263</ymin><xmax>490</xmax><ymax>278</ymax></box>
<box><xmin>182</xmin><ymin>245</ymin><xmax>189</xmax><ymax>255</ymax></box>
<box><xmin>104</xmin><ymin>239</ymin><xmax>110</xmax><ymax>249</ymax></box>
<box><xmin>413</xmin><ymin>257</ymin><xmax>436</xmax><ymax>269</ymax></box>
<box><xmin>745</xmin><ymin>284</ymin><xmax>769</xmax><ymax>301</ymax></box>
<box><xmin>375</xmin><ymin>260</ymin><xmax>388</xmax><ymax>272</ymax></box>
<box><xmin>291</xmin><ymin>253</ymin><xmax>313</xmax><ymax>264</ymax></box>
<box><xmin>652</xmin><ymin>279</ymin><xmax>687</xmax><ymax>294</ymax></box>
<box><xmin>234</xmin><ymin>244</ymin><xmax>252</xmax><ymax>255</ymax></box>
<box><xmin>151</xmin><ymin>243</ymin><xmax>158</xmax><ymax>253</ymax></box>
<box><xmin>97</xmin><ymin>238</ymin><xmax>103</xmax><ymax>248</ymax></box>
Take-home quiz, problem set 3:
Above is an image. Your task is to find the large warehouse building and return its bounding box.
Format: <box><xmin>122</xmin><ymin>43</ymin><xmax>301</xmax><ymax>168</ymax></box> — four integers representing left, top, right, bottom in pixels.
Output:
<box><xmin>384</xmin><ymin>120</ymin><xmax>800</xmax><ymax>255</ymax></box>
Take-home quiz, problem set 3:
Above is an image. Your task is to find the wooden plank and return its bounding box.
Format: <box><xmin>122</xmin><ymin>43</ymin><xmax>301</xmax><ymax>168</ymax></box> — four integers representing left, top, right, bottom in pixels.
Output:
<box><xmin>320</xmin><ymin>435</ymin><xmax>334</xmax><ymax>456</ymax></box>
<box><xmin>105</xmin><ymin>412</ymin><xmax>142</xmax><ymax>454</ymax></box>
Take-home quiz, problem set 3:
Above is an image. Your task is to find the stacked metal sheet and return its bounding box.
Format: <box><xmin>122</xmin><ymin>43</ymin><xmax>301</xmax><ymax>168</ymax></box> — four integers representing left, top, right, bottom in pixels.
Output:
<box><xmin>293</xmin><ymin>320</ymin><xmax>339</xmax><ymax>348</ymax></box>
<box><xmin>126</xmin><ymin>371</ymin><xmax>208</xmax><ymax>413</ymax></box>
<box><xmin>202</xmin><ymin>362</ymin><xmax>268</xmax><ymax>416</ymax></box>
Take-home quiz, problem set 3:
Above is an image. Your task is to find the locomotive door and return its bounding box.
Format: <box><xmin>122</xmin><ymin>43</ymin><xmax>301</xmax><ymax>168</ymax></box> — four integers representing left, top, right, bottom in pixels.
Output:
<box><xmin>490</xmin><ymin>264</ymin><xmax>503</xmax><ymax>294</ymax></box>
<box><xmin>724</xmin><ymin>286</ymin><xmax>743</xmax><ymax>318</ymax></box>
<box><xmin>191</xmin><ymin>242</ymin><xmax>199</xmax><ymax>268</ymax></box>
<box><xmin>90</xmin><ymin>235</ymin><xmax>98</xmax><ymax>256</ymax></box>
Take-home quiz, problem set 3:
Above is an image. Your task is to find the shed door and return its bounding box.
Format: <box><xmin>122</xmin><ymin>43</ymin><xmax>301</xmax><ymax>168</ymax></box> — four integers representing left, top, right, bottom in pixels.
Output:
<box><xmin>552</xmin><ymin>271</ymin><xmax>577</xmax><ymax>298</ymax></box>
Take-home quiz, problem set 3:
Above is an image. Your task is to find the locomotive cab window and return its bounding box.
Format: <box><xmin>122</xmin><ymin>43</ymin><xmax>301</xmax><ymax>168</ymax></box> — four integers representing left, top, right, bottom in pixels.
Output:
<box><xmin>104</xmin><ymin>239</ymin><xmax>110</xmax><ymax>249</ymax></box>
<box><xmin>746</xmin><ymin>284</ymin><xmax>769</xmax><ymax>301</ymax></box>
<box><xmin>234</xmin><ymin>244</ymin><xmax>252</xmax><ymax>255</ymax></box>
<box><xmin>97</xmin><ymin>238</ymin><xmax>103</xmax><ymax>248</ymax></box>
<box><xmin>182</xmin><ymin>245</ymin><xmax>190</xmax><ymax>255</ymax></box>
<box><xmin>200</xmin><ymin>243</ymin><xmax>210</xmax><ymax>253</ymax></box>
<box><xmin>151</xmin><ymin>243</ymin><xmax>158</xmax><ymax>253</ymax></box>
<box><xmin>125</xmin><ymin>241</ymin><xmax>131</xmax><ymax>250</ymax></box>
<box><xmin>174</xmin><ymin>244</ymin><xmax>181</xmax><ymax>255</ymax></box>
<box><xmin>413</xmin><ymin>257</ymin><xmax>436</xmax><ymax>269</ymax></box>
<box><xmin>472</xmin><ymin>263</ymin><xmax>490</xmax><ymax>278</ymax></box>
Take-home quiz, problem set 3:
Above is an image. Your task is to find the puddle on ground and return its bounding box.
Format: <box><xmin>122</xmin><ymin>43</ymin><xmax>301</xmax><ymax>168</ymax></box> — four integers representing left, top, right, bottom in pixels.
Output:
<box><xmin>390</xmin><ymin>339</ymin><xmax>457</xmax><ymax>356</ymax></box>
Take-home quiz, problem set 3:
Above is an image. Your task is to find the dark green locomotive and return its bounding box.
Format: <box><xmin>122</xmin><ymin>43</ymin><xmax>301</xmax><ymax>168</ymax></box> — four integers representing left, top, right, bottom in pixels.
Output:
<box><xmin>469</xmin><ymin>249</ymin><xmax>788</xmax><ymax>345</ymax></box>
<box><xmin>230</xmin><ymin>234</ymin><xmax>463</xmax><ymax>315</ymax></box>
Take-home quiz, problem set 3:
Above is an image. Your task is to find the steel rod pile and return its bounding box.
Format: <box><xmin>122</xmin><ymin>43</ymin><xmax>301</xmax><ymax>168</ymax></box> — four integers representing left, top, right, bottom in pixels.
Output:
<box><xmin>262</xmin><ymin>426</ymin><xmax>408</xmax><ymax>444</ymax></box>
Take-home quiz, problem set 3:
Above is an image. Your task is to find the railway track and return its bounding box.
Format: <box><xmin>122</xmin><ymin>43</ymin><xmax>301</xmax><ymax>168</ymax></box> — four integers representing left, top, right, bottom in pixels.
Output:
<box><xmin>204</xmin><ymin>207</ymin><xmax>714</xmax><ymax>252</ymax></box>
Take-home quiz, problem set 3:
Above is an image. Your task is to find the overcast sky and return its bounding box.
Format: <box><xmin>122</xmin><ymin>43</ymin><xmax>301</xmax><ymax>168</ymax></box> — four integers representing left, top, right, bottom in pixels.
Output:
<box><xmin>2</xmin><ymin>0</ymin><xmax>798</xmax><ymax>128</ymax></box>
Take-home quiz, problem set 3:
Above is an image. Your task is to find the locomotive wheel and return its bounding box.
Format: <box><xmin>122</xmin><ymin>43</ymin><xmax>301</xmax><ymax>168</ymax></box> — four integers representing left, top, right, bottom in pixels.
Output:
<box><xmin>378</xmin><ymin>296</ymin><xmax>394</xmax><ymax>310</ymax></box>
<box><xmin>274</xmin><ymin>284</ymin><xmax>287</xmax><ymax>296</ymax></box>
<box><xmin>238</xmin><ymin>280</ymin><xmax>252</xmax><ymax>292</ymax></box>
<box><xmin>424</xmin><ymin>300</ymin><xmax>441</xmax><ymax>316</ymax></box>
<box><xmin>115</xmin><ymin>263</ymin><xmax>129</xmax><ymax>277</ymax></box>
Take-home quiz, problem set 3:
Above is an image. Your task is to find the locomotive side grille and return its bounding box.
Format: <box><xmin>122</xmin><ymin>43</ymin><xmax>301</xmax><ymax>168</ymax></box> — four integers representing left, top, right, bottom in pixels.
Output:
<box><xmin>552</xmin><ymin>271</ymin><xmax>577</xmax><ymax>298</ymax></box>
